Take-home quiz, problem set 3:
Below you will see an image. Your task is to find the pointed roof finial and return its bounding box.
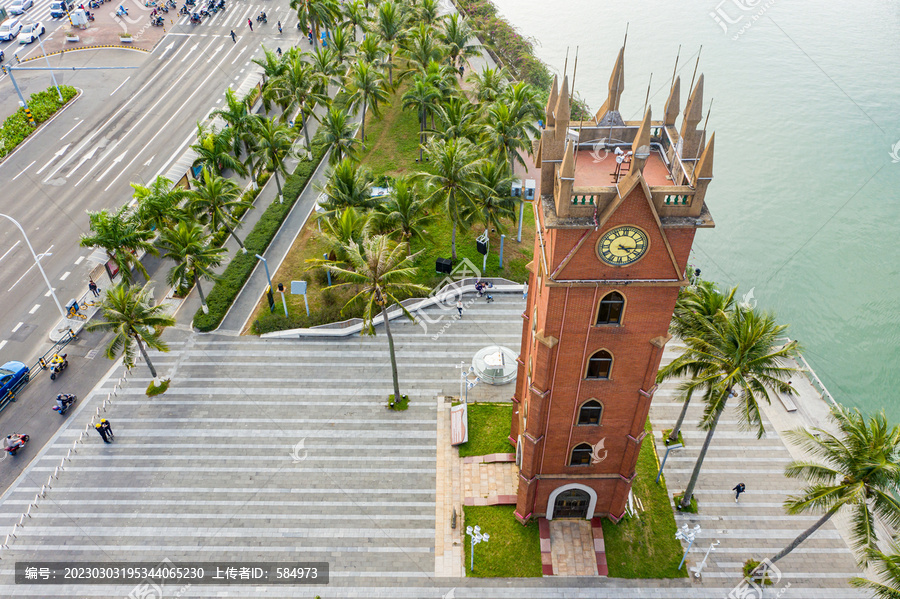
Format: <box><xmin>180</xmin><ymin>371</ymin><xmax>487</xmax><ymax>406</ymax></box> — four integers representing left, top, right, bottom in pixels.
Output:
<box><xmin>693</xmin><ymin>132</ymin><xmax>715</xmax><ymax>183</ymax></box>
<box><xmin>607</xmin><ymin>47</ymin><xmax>625</xmax><ymax>113</ymax></box>
<box><xmin>560</xmin><ymin>139</ymin><xmax>575</xmax><ymax>178</ymax></box>
<box><xmin>546</xmin><ymin>75</ymin><xmax>559</xmax><ymax>127</ymax></box>
<box><xmin>630</xmin><ymin>107</ymin><xmax>652</xmax><ymax>173</ymax></box>
<box><xmin>683</xmin><ymin>74</ymin><xmax>704</xmax><ymax>127</ymax></box>
<box><xmin>556</xmin><ymin>75</ymin><xmax>571</xmax><ymax>124</ymax></box>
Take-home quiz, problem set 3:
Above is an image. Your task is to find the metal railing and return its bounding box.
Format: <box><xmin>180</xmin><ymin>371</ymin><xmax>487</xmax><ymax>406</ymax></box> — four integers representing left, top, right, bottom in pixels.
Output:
<box><xmin>776</xmin><ymin>337</ymin><xmax>838</xmax><ymax>408</ymax></box>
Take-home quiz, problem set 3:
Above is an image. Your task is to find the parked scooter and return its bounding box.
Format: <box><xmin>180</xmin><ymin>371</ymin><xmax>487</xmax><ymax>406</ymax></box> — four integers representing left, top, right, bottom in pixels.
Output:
<box><xmin>116</xmin><ymin>5</ymin><xmax>128</xmax><ymax>16</ymax></box>
<box><xmin>53</xmin><ymin>393</ymin><xmax>77</xmax><ymax>416</ymax></box>
<box><xmin>49</xmin><ymin>353</ymin><xmax>68</xmax><ymax>381</ymax></box>
<box><xmin>256</xmin><ymin>11</ymin><xmax>266</xmax><ymax>22</ymax></box>
<box><xmin>3</xmin><ymin>434</ymin><xmax>29</xmax><ymax>456</ymax></box>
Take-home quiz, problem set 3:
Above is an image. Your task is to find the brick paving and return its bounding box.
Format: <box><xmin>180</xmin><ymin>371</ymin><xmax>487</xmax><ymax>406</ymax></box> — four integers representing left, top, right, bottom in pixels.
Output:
<box><xmin>548</xmin><ymin>520</ymin><xmax>598</xmax><ymax>576</ymax></box>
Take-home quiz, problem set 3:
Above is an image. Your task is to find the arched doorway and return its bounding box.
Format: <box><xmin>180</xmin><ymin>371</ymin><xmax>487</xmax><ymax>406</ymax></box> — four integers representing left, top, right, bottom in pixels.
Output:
<box><xmin>552</xmin><ymin>489</ymin><xmax>591</xmax><ymax>519</ymax></box>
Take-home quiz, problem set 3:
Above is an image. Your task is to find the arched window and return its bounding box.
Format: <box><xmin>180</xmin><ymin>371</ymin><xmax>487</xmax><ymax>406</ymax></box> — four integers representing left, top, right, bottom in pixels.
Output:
<box><xmin>570</xmin><ymin>443</ymin><xmax>592</xmax><ymax>466</ymax></box>
<box><xmin>596</xmin><ymin>291</ymin><xmax>625</xmax><ymax>325</ymax></box>
<box><xmin>586</xmin><ymin>350</ymin><xmax>612</xmax><ymax>379</ymax></box>
<box><xmin>578</xmin><ymin>400</ymin><xmax>603</xmax><ymax>425</ymax></box>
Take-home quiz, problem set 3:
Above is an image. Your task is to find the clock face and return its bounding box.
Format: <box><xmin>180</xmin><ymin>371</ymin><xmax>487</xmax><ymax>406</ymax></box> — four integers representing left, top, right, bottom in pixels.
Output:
<box><xmin>597</xmin><ymin>226</ymin><xmax>649</xmax><ymax>266</ymax></box>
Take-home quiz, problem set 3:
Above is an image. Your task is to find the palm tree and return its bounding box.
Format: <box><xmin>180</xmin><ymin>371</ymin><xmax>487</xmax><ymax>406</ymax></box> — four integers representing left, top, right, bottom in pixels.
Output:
<box><xmin>212</xmin><ymin>88</ymin><xmax>256</xmax><ymax>159</ymax></box>
<box><xmin>320</xmin><ymin>106</ymin><xmax>359</xmax><ymax>165</ymax></box>
<box><xmin>291</xmin><ymin>0</ymin><xmax>339</xmax><ymax>47</ymax></box>
<box><xmin>317</xmin><ymin>207</ymin><xmax>369</xmax><ymax>263</ymax></box>
<box><xmin>402</xmin><ymin>75</ymin><xmax>439</xmax><ymax>162</ymax></box>
<box><xmin>330</xmin><ymin>25</ymin><xmax>354</xmax><ymax>68</ymax></box>
<box><xmin>417</xmin><ymin>0</ymin><xmax>440</xmax><ymax>25</ymax></box>
<box><xmin>464</xmin><ymin>159</ymin><xmax>517</xmax><ymax>234</ymax></box>
<box><xmin>432</xmin><ymin>96</ymin><xmax>479</xmax><ymax>142</ymax></box>
<box><xmin>268</xmin><ymin>54</ymin><xmax>328</xmax><ymax>151</ymax></box>
<box><xmin>417</xmin><ymin>137</ymin><xmax>486</xmax><ymax>260</ymax></box>
<box><xmin>318</xmin><ymin>158</ymin><xmax>373</xmax><ymax>217</ymax></box>
<box><xmin>467</xmin><ymin>66</ymin><xmax>508</xmax><ymax>103</ymax></box>
<box><xmin>131</xmin><ymin>176</ymin><xmax>190</xmax><ymax>233</ymax></box>
<box><xmin>368</xmin><ymin>175</ymin><xmax>433</xmax><ymax>247</ymax></box>
<box><xmin>374</xmin><ymin>0</ymin><xmax>408</xmax><ymax>86</ymax></box>
<box><xmin>851</xmin><ymin>546</ymin><xmax>900</xmax><ymax>598</ymax></box>
<box><xmin>357</xmin><ymin>35</ymin><xmax>389</xmax><ymax>69</ymax></box>
<box><xmin>345</xmin><ymin>60</ymin><xmax>389</xmax><ymax>147</ymax></box>
<box><xmin>502</xmin><ymin>80</ymin><xmax>544</xmax><ymax>124</ymax></box>
<box><xmin>311</xmin><ymin>235</ymin><xmax>427</xmax><ymax>403</ymax></box>
<box><xmin>402</xmin><ymin>23</ymin><xmax>445</xmax><ymax>74</ymax></box>
<box><xmin>251</xmin><ymin>47</ymin><xmax>288</xmax><ymax>113</ymax></box>
<box><xmin>665</xmin><ymin>281</ymin><xmax>737</xmax><ymax>444</ymax></box>
<box><xmin>657</xmin><ymin>306</ymin><xmax>800</xmax><ymax>510</ymax></box>
<box><xmin>159</xmin><ymin>221</ymin><xmax>225</xmax><ymax>315</ymax></box>
<box><xmin>757</xmin><ymin>404</ymin><xmax>900</xmax><ymax>573</ymax></box>
<box><xmin>188</xmin><ymin>168</ymin><xmax>252</xmax><ymax>251</ymax></box>
<box><xmin>441</xmin><ymin>13</ymin><xmax>480</xmax><ymax>76</ymax></box>
<box><xmin>249</xmin><ymin>116</ymin><xmax>295</xmax><ymax>197</ymax></box>
<box><xmin>80</xmin><ymin>205</ymin><xmax>157</xmax><ymax>284</ymax></box>
<box><xmin>482</xmin><ymin>101</ymin><xmax>534</xmax><ymax>173</ymax></box>
<box><xmin>191</xmin><ymin>123</ymin><xmax>248</xmax><ymax>177</ymax></box>
<box><xmin>309</xmin><ymin>46</ymin><xmax>342</xmax><ymax>94</ymax></box>
<box><xmin>342</xmin><ymin>0</ymin><xmax>366</xmax><ymax>41</ymax></box>
<box><xmin>85</xmin><ymin>282</ymin><xmax>176</xmax><ymax>380</ymax></box>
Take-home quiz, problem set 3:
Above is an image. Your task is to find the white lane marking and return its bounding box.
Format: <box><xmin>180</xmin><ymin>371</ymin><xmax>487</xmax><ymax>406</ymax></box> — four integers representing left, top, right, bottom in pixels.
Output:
<box><xmin>206</xmin><ymin>43</ymin><xmax>223</xmax><ymax>63</ymax></box>
<box><xmin>230</xmin><ymin>45</ymin><xmax>246</xmax><ymax>64</ymax></box>
<box><xmin>8</xmin><ymin>245</ymin><xmax>53</xmax><ymax>292</ymax></box>
<box><xmin>44</xmin><ymin>289</ymin><xmax>53</xmax><ymax>297</ymax></box>
<box><xmin>60</xmin><ymin>271</ymin><xmax>70</xmax><ymax>281</ymax></box>
<box><xmin>95</xmin><ymin>150</ymin><xmax>127</xmax><ymax>182</ymax></box>
<box><xmin>157</xmin><ymin>40</ymin><xmax>175</xmax><ymax>60</ymax></box>
<box><xmin>36</xmin><ymin>143</ymin><xmax>71</xmax><ymax>175</ymax></box>
<box><xmin>11</xmin><ymin>322</ymin><xmax>23</xmax><ymax>333</ymax></box>
<box><xmin>12</xmin><ymin>160</ymin><xmax>36</xmax><ymax>181</ymax></box>
<box><xmin>143</xmin><ymin>154</ymin><xmax>155</xmax><ymax>167</ymax></box>
<box><xmin>66</xmin><ymin>143</ymin><xmax>100</xmax><ymax>178</ymax></box>
<box><xmin>74</xmin><ymin>140</ymin><xmax>120</xmax><ymax>187</ymax></box>
<box><xmin>109</xmin><ymin>76</ymin><xmax>131</xmax><ymax>96</ymax></box>
<box><xmin>60</xmin><ymin>120</ymin><xmax>82</xmax><ymax>140</ymax></box>
<box><xmin>29</xmin><ymin>304</ymin><xmax>40</xmax><ymax>314</ymax></box>
<box><xmin>0</xmin><ymin>340</ymin><xmax>7</xmax><ymax>351</ymax></box>
<box><xmin>153</xmin><ymin>130</ymin><xmax>196</xmax><ymax>180</ymax></box>
<box><xmin>180</xmin><ymin>42</ymin><xmax>198</xmax><ymax>63</ymax></box>
<box><xmin>74</xmin><ymin>256</ymin><xmax>84</xmax><ymax>265</ymax></box>
<box><xmin>0</xmin><ymin>241</ymin><xmax>21</xmax><ymax>265</ymax></box>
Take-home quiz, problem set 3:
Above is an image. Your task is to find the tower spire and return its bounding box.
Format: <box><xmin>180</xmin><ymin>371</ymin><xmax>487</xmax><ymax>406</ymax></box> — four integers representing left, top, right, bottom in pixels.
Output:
<box><xmin>545</xmin><ymin>75</ymin><xmax>559</xmax><ymax>128</ymax></box>
<box><xmin>594</xmin><ymin>47</ymin><xmax>625</xmax><ymax>125</ymax></box>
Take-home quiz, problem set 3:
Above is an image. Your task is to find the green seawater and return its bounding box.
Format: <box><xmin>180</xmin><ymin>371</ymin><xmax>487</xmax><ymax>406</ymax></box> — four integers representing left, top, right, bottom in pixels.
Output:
<box><xmin>489</xmin><ymin>0</ymin><xmax>900</xmax><ymax>418</ymax></box>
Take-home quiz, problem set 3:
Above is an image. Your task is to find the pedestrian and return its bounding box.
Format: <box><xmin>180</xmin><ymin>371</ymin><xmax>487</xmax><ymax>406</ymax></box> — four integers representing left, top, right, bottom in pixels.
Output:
<box><xmin>522</xmin><ymin>281</ymin><xmax>528</xmax><ymax>301</ymax></box>
<box><xmin>88</xmin><ymin>279</ymin><xmax>100</xmax><ymax>297</ymax></box>
<box><xmin>95</xmin><ymin>423</ymin><xmax>110</xmax><ymax>443</ymax></box>
<box><xmin>276</xmin><ymin>47</ymin><xmax>282</xmax><ymax>57</ymax></box>
<box><xmin>230</xmin><ymin>29</ymin><xmax>236</xmax><ymax>43</ymax></box>
<box><xmin>277</xmin><ymin>20</ymin><xmax>282</xmax><ymax>33</ymax></box>
<box><xmin>247</xmin><ymin>17</ymin><xmax>252</xmax><ymax>31</ymax></box>
<box><xmin>733</xmin><ymin>482</ymin><xmax>746</xmax><ymax>503</ymax></box>
<box><xmin>456</xmin><ymin>300</ymin><xmax>463</xmax><ymax>317</ymax></box>
<box><xmin>100</xmin><ymin>419</ymin><xmax>114</xmax><ymax>441</ymax></box>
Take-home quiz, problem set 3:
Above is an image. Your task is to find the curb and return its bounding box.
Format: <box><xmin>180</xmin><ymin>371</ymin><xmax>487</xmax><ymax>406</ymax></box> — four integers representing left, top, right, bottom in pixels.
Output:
<box><xmin>18</xmin><ymin>45</ymin><xmax>149</xmax><ymax>63</ymax></box>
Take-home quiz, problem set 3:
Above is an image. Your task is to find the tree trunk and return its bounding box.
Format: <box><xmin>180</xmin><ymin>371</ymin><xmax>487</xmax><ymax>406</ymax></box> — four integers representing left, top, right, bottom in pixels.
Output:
<box><xmin>382</xmin><ymin>303</ymin><xmax>402</xmax><ymax>402</ymax></box>
<box><xmin>388</xmin><ymin>53</ymin><xmax>393</xmax><ymax>86</ymax></box>
<box><xmin>762</xmin><ymin>508</ymin><xmax>839</xmax><ymax>571</ymax></box>
<box><xmin>361</xmin><ymin>97</ymin><xmax>367</xmax><ymax>148</ymax></box>
<box><xmin>451</xmin><ymin>222</ymin><xmax>457</xmax><ymax>260</ymax></box>
<box><xmin>196</xmin><ymin>277</ymin><xmax>208</xmax><ymax>313</ymax></box>
<box><xmin>301</xmin><ymin>109</ymin><xmax>311</xmax><ymax>151</ymax></box>
<box><xmin>680</xmin><ymin>395</ymin><xmax>727</xmax><ymax>509</ymax></box>
<box><xmin>419</xmin><ymin>110</ymin><xmax>425</xmax><ymax>162</ymax></box>
<box><xmin>223</xmin><ymin>220</ymin><xmax>245</xmax><ymax>250</ymax></box>
<box><xmin>134</xmin><ymin>334</ymin><xmax>158</xmax><ymax>379</ymax></box>
<box><xmin>274</xmin><ymin>169</ymin><xmax>283</xmax><ymax>197</ymax></box>
<box><xmin>668</xmin><ymin>394</ymin><xmax>693</xmax><ymax>443</ymax></box>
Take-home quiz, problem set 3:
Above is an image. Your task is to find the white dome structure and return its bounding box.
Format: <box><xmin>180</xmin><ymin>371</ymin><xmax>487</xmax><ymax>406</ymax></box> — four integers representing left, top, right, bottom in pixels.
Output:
<box><xmin>472</xmin><ymin>346</ymin><xmax>518</xmax><ymax>385</ymax></box>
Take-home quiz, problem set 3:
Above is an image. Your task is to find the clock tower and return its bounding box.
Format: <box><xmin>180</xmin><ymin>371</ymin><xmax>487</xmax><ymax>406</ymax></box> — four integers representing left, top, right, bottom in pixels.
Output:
<box><xmin>511</xmin><ymin>48</ymin><xmax>716</xmax><ymax>522</ymax></box>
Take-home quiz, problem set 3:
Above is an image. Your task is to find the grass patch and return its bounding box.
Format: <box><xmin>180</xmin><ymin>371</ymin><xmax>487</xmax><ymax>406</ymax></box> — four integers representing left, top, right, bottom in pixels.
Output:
<box><xmin>601</xmin><ymin>419</ymin><xmax>687</xmax><ymax>578</ymax></box>
<box><xmin>662</xmin><ymin>428</ymin><xmax>685</xmax><ymax>447</ymax></box>
<box><xmin>1</xmin><ymin>86</ymin><xmax>78</xmax><ymax>159</ymax></box>
<box><xmin>358</xmin><ymin>83</ymin><xmax>432</xmax><ymax>179</ymax></box>
<box><xmin>743</xmin><ymin>559</ymin><xmax>775</xmax><ymax>585</ymax></box>
<box><xmin>673</xmin><ymin>492</ymin><xmax>699</xmax><ymax>514</ymax></box>
<box><xmin>146</xmin><ymin>379</ymin><xmax>170</xmax><ymax>397</ymax></box>
<box><xmin>462</xmin><ymin>505</ymin><xmax>541</xmax><ymax>577</ymax></box>
<box><xmin>456</xmin><ymin>403</ymin><xmax>514</xmax><ymax>458</ymax></box>
<box><xmin>388</xmin><ymin>394</ymin><xmax>409</xmax><ymax>411</ymax></box>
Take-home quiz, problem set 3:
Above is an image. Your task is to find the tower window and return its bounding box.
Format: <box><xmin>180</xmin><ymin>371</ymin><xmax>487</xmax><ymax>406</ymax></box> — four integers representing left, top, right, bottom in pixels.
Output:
<box><xmin>570</xmin><ymin>443</ymin><xmax>593</xmax><ymax>466</ymax></box>
<box><xmin>596</xmin><ymin>292</ymin><xmax>625</xmax><ymax>325</ymax></box>
<box><xmin>586</xmin><ymin>350</ymin><xmax>612</xmax><ymax>379</ymax></box>
<box><xmin>578</xmin><ymin>400</ymin><xmax>603</xmax><ymax>425</ymax></box>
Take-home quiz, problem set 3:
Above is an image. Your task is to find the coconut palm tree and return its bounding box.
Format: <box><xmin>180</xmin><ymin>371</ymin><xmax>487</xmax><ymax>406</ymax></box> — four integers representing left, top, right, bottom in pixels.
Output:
<box><xmin>158</xmin><ymin>221</ymin><xmax>225</xmax><ymax>315</ymax></box>
<box><xmin>318</xmin><ymin>157</ymin><xmax>373</xmax><ymax>217</ymax></box>
<box><xmin>368</xmin><ymin>175</ymin><xmax>433</xmax><ymax>247</ymax></box>
<box><xmin>317</xmin><ymin>207</ymin><xmax>369</xmax><ymax>263</ymax></box>
<box><xmin>658</xmin><ymin>306</ymin><xmax>800</xmax><ymax>510</ymax></box>
<box><xmin>252</xmin><ymin>47</ymin><xmax>288</xmax><ymax>113</ymax></box>
<box><xmin>502</xmin><ymin>80</ymin><xmax>544</xmax><ymax>125</ymax></box>
<box><xmin>851</xmin><ymin>546</ymin><xmax>900</xmax><ymax>599</ymax></box>
<box><xmin>212</xmin><ymin>88</ymin><xmax>257</xmax><ymax>159</ymax></box>
<box><xmin>311</xmin><ymin>235</ymin><xmax>427</xmax><ymax>403</ymax></box>
<box><xmin>417</xmin><ymin>137</ymin><xmax>487</xmax><ymax>260</ymax></box>
<box><xmin>320</xmin><ymin>105</ymin><xmax>359</xmax><ymax>165</ymax></box>
<box><xmin>418</xmin><ymin>0</ymin><xmax>440</xmax><ymax>25</ymax></box>
<box><xmin>665</xmin><ymin>281</ymin><xmax>737</xmax><ymax>444</ymax></box>
<box><xmin>441</xmin><ymin>13</ymin><xmax>480</xmax><ymax>76</ymax></box>
<box><xmin>432</xmin><ymin>96</ymin><xmax>479</xmax><ymax>142</ymax></box>
<box><xmin>291</xmin><ymin>0</ymin><xmax>339</xmax><ymax>47</ymax></box>
<box><xmin>345</xmin><ymin>60</ymin><xmax>389</xmax><ymax>147</ymax></box>
<box><xmin>357</xmin><ymin>35</ymin><xmax>389</xmax><ymax>69</ymax></box>
<box><xmin>464</xmin><ymin>159</ymin><xmax>517</xmax><ymax>234</ymax></box>
<box><xmin>329</xmin><ymin>25</ymin><xmax>354</xmax><ymax>68</ymax></box>
<box><xmin>374</xmin><ymin>0</ymin><xmax>408</xmax><ymax>86</ymax></box>
<box><xmin>249</xmin><ymin>115</ymin><xmax>295</xmax><ymax>197</ymax></box>
<box><xmin>482</xmin><ymin>101</ymin><xmax>534</xmax><ymax>173</ymax></box>
<box><xmin>402</xmin><ymin>23</ymin><xmax>445</xmax><ymax>74</ymax></box>
<box><xmin>467</xmin><ymin>66</ymin><xmax>508</xmax><ymax>103</ymax></box>
<box><xmin>80</xmin><ymin>205</ymin><xmax>157</xmax><ymax>284</ymax></box>
<box><xmin>757</xmin><ymin>404</ymin><xmax>900</xmax><ymax>573</ymax></box>
<box><xmin>131</xmin><ymin>176</ymin><xmax>190</xmax><ymax>233</ymax></box>
<box><xmin>342</xmin><ymin>0</ymin><xmax>366</xmax><ymax>41</ymax></box>
<box><xmin>309</xmin><ymin>45</ymin><xmax>342</xmax><ymax>94</ymax></box>
<box><xmin>402</xmin><ymin>75</ymin><xmax>440</xmax><ymax>162</ymax></box>
<box><xmin>86</xmin><ymin>281</ymin><xmax>176</xmax><ymax>380</ymax></box>
<box><xmin>267</xmin><ymin>54</ymin><xmax>328</xmax><ymax>151</ymax></box>
<box><xmin>188</xmin><ymin>168</ymin><xmax>252</xmax><ymax>251</ymax></box>
<box><xmin>191</xmin><ymin>123</ymin><xmax>248</xmax><ymax>177</ymax></box>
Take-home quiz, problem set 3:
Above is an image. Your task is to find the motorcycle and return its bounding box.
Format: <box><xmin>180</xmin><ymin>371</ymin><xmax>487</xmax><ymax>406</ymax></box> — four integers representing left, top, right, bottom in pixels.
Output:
<box><xmin>198</xmin><ymin>8</ymin><xmax>209</xmax><ymax>16</ymax></box>
<box><xmin>256</xmin><ymin>13</ymin><xmax>266</xmax><ymax>23</ymax></box>
<box><xmin>89</xmin><ymin>0</ymin><xmax>100</xmax><ymax>8</ymax></box>
<box><xmin>151</xmin><ymin>15</ymin><xmax>164</xmax><ymax>25</ymax></box>
<box><xmin>159</xmin><ymin>5</ymin><xmax>168</xmax><ymax>13</ymax></box>
<box><xmin>189</xmin><ymin>12</ymin><xmax>201</xmax><ymax>23</ymax></box>
<box><xmin>179</xmin><ymin>5</ymin><xmax>188</xmax><ymax>14</ymax></box>
<box><xmin>49</xmin><ymin>353</ymin><xmax>68</xmax><ymax>381</ymax></box>
<box><xmin>144</xmin><ymin>0</ymin><xmax>157</xmax><ymax>6</ymax></box>
<box><xmin>116</xmin><ymin>5</ymin><xmax>128</xmax><ymax>15</ymax></box>
<box><xmin>53</xmin><ymin>394</ymin><xmax>77</xmax><ymax>416</ymax></box>
<box><xmin>86</xmin><ymin>11</ymin><xmax>94</xmax><ymax>20</ymax></box>
<box><xmin>3</xmin><ymin>434</ymin><xmax>29</xmax><ymax>456</ymax></box>
<box><xmin>166</xmin><ymin>0</ymin><xmax>176</xmax><ymax>7</ymax></box>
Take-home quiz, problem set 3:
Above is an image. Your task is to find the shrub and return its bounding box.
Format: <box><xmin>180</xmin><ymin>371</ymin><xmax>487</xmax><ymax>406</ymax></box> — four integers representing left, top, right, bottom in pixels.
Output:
<box><xmin>0</xmin><ymin>85</ymin><xmax>77</xmax><ymax>158</ymax></box>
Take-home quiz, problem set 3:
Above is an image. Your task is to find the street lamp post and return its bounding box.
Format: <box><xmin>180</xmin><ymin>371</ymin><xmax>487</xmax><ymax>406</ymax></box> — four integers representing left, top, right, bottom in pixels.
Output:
<box><xmin>465</xmin><ymin>525</ymin><xmax>489</xmax><ymax>572</ymax></box>
<box><xmin>690</xmin><ymin>540</ymin><xmax>719</xmax><ymax>578</ymax></box>
<box><xmin>31</xmin><ymin>36</ymin><xmax>63</xmax><ymax>102</ymax></box>
<box><xmin>0</xmin><ymin>213</ymin><xmax>67</xmax><ymax>321</ymax></box>
<box><xmin>655</xmin><ymin>442</ymin><xmax>683</xmax><ymax>484</ymax></box>
<box><xmin>675</xmin><ymin>524</ymin><xmax>701</xmax><ymax>570</ymax></box>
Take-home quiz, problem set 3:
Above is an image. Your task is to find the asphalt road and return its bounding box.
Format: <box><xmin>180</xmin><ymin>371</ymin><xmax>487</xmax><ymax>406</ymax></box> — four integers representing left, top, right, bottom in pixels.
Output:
<box><xmin>0</xmin><ymin>3</ymin><xmax>297</xmax><ymax>491</ymax></box>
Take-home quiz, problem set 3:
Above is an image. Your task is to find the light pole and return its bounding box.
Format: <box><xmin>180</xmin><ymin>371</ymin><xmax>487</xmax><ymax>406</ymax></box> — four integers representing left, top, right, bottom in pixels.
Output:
<box><xmin>276</xmin><ymin>283</ymin><xmax>288</xmax><ymax>317</ymax></box>
<box><xmin>31</xmin><ymin>35</ymin><xmax>63</xmax><ymax>102</ymax></box>
<box><xmin>465</xmin><ymin>525</ymin><xmax>489</xmax><ymax>572</ymax></box>
<box><xmin>0</xmin><ymin>214</ymin><xmax>67</xmax><ymax>321</ymax></box>
<box><xmin>690</xmin><ymin>540</ymin><xmax>719</xmax><ymax>578</ymax></box>
<box><xmin>675</xmin><ymin>524</ymin><xmax>701</xmax><ymax>570</ymax></box>
<box><xmin>655</xmin><ymin>442</ymin><xmax>683</xmax><ymax>484</ymax></box>
<box><xmin>256</xmin><ymin>254</ymin><xmax>273</xmax><ymax>289</ymax></box>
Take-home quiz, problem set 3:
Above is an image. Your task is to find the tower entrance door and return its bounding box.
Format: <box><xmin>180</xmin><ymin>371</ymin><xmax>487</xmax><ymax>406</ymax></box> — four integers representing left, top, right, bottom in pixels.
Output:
<box><xmin>553</xmin><ymin>489</ymin><xmax>591</xmax><ymax>519</ymax></box>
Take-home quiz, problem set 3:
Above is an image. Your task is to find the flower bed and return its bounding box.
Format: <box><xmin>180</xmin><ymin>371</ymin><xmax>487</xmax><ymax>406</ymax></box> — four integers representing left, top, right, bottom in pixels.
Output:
<box><xmin>0</xmin><ymin>86</ymin><xmax>78</xmax><ymax>159</ymax></box>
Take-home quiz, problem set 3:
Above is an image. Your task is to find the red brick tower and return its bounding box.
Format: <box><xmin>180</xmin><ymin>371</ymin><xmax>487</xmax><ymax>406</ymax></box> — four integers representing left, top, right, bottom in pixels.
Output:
<box><xmin>511</xmin><ymin>49</ymin><xmax>716</xmax><ymax>522</ymax></box>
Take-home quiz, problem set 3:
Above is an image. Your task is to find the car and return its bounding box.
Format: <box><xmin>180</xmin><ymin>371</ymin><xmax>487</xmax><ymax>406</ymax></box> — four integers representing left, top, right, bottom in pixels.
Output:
<box><xmin>0</xmin><ymin>361</ymin><xmax>29</xmax><ymax>399</ymax></box>
<box><xmin>49</xmin><ymin>0</ymin><xmax>73</xmax><ymax>18</ymax></box>
<box><xmin>18</xmin><ymin>21</ymin><xmax>43</xmax><ymax>44</ymax></box>
<box><xmin>0</xmin><ymin>18</ymin><xmax>21</xmax><ymax>40</ymax></box>
<box><xmin>8</xmin><ymin>0</ymin><xmax>32</xmax><ymax>15</ymax></box>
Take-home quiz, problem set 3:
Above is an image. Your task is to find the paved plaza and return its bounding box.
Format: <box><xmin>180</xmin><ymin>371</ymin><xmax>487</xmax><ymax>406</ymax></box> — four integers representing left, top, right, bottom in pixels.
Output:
<box><xmin>0</xmin><ymin>295</ymin><xmax>871</xmax><ymax>597</ymax></box>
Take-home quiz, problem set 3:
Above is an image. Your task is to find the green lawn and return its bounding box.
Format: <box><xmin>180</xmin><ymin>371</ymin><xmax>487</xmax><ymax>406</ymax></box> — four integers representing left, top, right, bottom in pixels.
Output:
<box><xmin>456</xmin><ymin>403</ymin><xmax>515</xmax><ymax>458</ymax></box>
<box><xmin>462</xmin><ymin>505</ymin><xmax>542</xmax><ymax>577</ymax></box>
<box><xmin>601</xmin><ymin>420</ymin><xmax>688</xmax><ymax>578</ymax></box>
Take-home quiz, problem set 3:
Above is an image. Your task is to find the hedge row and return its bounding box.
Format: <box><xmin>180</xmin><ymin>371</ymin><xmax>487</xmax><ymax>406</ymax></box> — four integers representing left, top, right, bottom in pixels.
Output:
<box><xmin>1</xmin><ymin>86</ymin><xmax>78</xmax><ymax>158</ymax></box>
<box><xmin>192</xmin><ymin>93</ymin><xmax>349</xmax><ymax>332</ymax></box>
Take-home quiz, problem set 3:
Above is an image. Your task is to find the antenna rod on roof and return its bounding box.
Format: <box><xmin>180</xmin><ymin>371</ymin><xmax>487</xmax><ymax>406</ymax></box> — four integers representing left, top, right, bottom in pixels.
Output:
<box><xmin>563</xmin><ymin>47</ymin><xmax>569</xmax><ymax>80</ymax></box>
<box><xmin>643</xmin><ymin>72</ymin><xmax>652</xmax><ymax>117</ymax></box>
<box><xmin>688</xmin><ymin>45</ymin><xmax>702</xmax><ymax>99</ymax></box>
<box><xmin>670</xmin><ymin>45</ymin><xmax>681</xmax><ymax>89</ymax></box>
<box><xmin>572</xmin><ymin>46</ymin><xmax>581</xmax><ymax>166</ymax></box>
<box><xmin>623</xmin><ymin>23</ymin><xmax>628</xmax><ymax>49</ymax></box>
<box><xmin>692</xmin><ymin>98</ymin><xmax>714</xmax><ymax>175</ymax></box>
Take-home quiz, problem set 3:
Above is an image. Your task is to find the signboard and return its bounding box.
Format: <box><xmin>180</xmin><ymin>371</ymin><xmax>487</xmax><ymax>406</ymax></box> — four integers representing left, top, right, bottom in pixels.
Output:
<box><xmin>266</xmin><ymin>285</ymin><xmax>275</xmax><ymax>312</ymax></box>
<box><xmin>290</xmin><ymin>281</ymin><xmax>307</xmax><ymax>295</ymax></box>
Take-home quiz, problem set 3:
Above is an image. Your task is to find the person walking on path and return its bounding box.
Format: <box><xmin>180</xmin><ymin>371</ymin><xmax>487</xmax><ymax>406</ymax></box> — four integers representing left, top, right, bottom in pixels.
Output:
<box><xmin>230</xmin><ymin>29</ymin><xmax>236</xmax><ymax>43</ymax></box>
<box><xmin>456</xmin><ymin>301</ymin><xmax>463</xmax><ymax>317</ymax></box>
<box><xmin>277</xmin><ymin>20</ymin><xmax>281</xmax><ymax>33</ymax></box>
<box><xmin>733</xmin><ymin>482</ymin><xmax>746</xmax><ymax>503</ymax></box>
<box><xmin>88</xmin><ymin>279</ymin><xmax>100</xmax><ymax>298</ymax></box>
<box><xmin>95</xmin><ymin>423</ymin><xmax>111</xmax><ymax>443</ymax></box>
<box><xmin>247</xmin><ymin>18</ymin><xmax>252</xmax><ymax>31</ymax></box>
<box><xmin>100</xmin><ymin>419</ymin><xmax>114</xmax><ymax>441</ymax></box>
